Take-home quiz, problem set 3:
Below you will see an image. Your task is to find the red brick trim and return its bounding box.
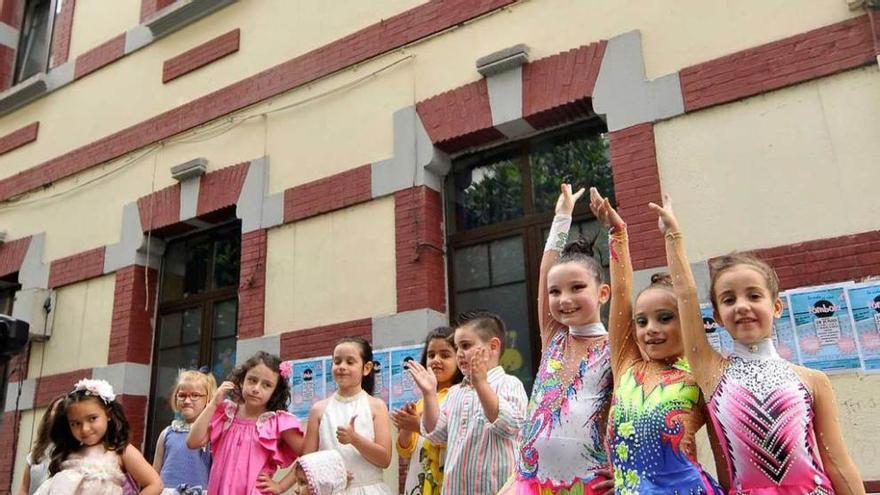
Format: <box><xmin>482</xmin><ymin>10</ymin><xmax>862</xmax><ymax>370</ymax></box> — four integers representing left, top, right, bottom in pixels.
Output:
<box><xmin>238</xmin><ymin>229</ymin><xmax>267</xmax><ymax>339</ymax></box>
<box><xmin>0</xmin><ymin>235</ymin><xmax>30</xmax><ymax>278</ymax></box>
<box><xmin>869</xmin><ymin>9</ymin><xmax>880</xmax><ymax>56</ymax></box>
<box><xmin>522</xmin><ymin>41</ymin><xmax>606</xmax><ymax>129</ymax></box>
<box><xmin>49</xmin><ymin>0</ymin><xmax>76</xmax><ymax>68</ymax></box>
<box><xmin>0</xmin><ymin>43</ymin><xmax>15</xmax><ymax>92</ymax></box>
<box><xmin>109</xmin><ymin>265</ymin><xmax>157</xmax><ymax>364</ymax></box>
<box><xmin>864</xmin><ymin>480</ymin><xmax>880</xmax><ymax>493</ymax></box>
<box><xmin>196</xmin><ymin>161</ymin><xmax>249</xmax><ymax>216</ymax></box>
<box><xmin>0</xmin><ymin>122</ymin><xmax>38</xmax><ymax>156</ymax></box>
<box><xmin>0</xmin><ymin>0</ymin><xmax>22</xmax><ymax>27</ymax></box>
<box><xmin>283</xmin><ymin>165</ymin><xmax>372</xmax><ymax>223</ymax></box>
<box><xmin>608</xmin><ymin>123</ymin><xmax>664</xmax><ymax>271</ymax></box>
<box><xmin>416</xmin><ymin>79</ymin><xmax>502</xmax><ymax>153</ymax></box>
<box><xmin>394</xmin><ymin>187</ymin><xmax>445</xmax><ymax>313</ymax></box>
<box><xmin>138</xmin><ymin>183</ymin><xmax>181</xmax><ymax>232</ymax></box>
<box><xmin>118</xmin><ymin>394</ymin><xmax>148</xmax><ymax>449</ymax></box>
<box><xmin>279</xmin><ymin>318</ymin><xmax>372</xmax><ymax>361</ymax></box>
<box><xmin>730</xmin><ymin>230</ymin><xmax>880</xmax><ymax>291</ymax></box>
<box><xmin>34</xmin><ymin>368</ymin><xmax>92</xmax><ymax>407</ymax></box>
<box><xmin>73</xmin><ymin>33</ymin><xmax>126</xmax><ymax>80</ymax></box>
<box><xmin>140</xmin><ymin>0</ymin><xmax>176</xmax><ymax>23</ymax></box>
<box><xmin>680</xmin><ymin>15</ymin><xmax>875</xmax><ymax>113</ymax></box>
<box><xmin>163</xmin><ymin>29</ymin><xmax>240</xmax><ymax>83</ymax></box>
<box><xmin>0</xmin><ymin>0</ymin><xmax>514</xmax><ymax>202</ymax></box>
<box><xmin>47</xmin><ymin>246</ymin><xmax>106</xmax><ymax>289</ymax></box>
<box><xmin>0</xmin><ymin>410</ymin><xmax>22</xmax><ymax>493</ymax></box>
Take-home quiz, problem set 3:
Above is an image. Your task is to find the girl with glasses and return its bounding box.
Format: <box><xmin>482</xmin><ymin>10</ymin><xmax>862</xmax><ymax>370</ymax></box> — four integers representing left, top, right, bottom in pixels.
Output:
<box><xmin>153</xmin><ymin>369</ymin><xmax>217</xmax><ymax>494</ymax></box>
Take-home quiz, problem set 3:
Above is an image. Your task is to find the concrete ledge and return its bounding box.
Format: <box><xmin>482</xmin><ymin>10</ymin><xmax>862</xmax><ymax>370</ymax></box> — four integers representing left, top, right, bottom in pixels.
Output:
<box><xmin>4</xmin><ymin>378</ymin><xmax>36</xmax><ymax>412</ymax></box>
<box><xmin>372</xmin><ymin>309</ymin><xmax>449</xmax><ymax>348</ymax></box>
<box><xmin>92</xmin><ymin>363</ymin><xmax>152</xmax><ymax>397</ymax></box>
<box><xmin>236</xmin><ymin>334</ymin><xmax>280</xmax><ymax>366</ymax></box>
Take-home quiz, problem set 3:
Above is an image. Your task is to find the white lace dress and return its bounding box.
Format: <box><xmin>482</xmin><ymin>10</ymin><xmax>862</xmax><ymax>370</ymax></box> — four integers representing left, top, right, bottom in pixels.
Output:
<box><xmin>34</xmin><ymin>449</ymin><xmax>125</xmax><ymax>495</ymax></box>
<box><xmin>318</xmin><ymin>391</ymin><xmax>391</xmax><ymax>495</ymax></box>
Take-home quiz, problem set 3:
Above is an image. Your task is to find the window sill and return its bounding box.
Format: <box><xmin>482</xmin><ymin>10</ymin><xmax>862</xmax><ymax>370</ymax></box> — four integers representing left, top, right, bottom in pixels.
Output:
<box><xmin>0</xmin><ymin>0</ymin><xmax>237</xmax><ymax>117</ymax></box>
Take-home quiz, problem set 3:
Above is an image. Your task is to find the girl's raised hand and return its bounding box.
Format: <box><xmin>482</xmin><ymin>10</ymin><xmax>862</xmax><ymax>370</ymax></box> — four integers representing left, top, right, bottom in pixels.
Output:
<box><xmin>213</xmin><ymin>381</ymin><xmax>235</xmax><ymax>406</ymax></box>
<box><xmin>589</xmin><ymin>187</ymin><xmax>624</xmax><ymax>230</ymax></box>
<box><xmin>554</xmin><ymin>183</ymin><xmax>586</xmax><ymax>216</ymax></box>
<box><xmin>390</xmin><ymin>402</ymin><xmax>420</xmax><ymax>433</ymax></box>
<box><xmin>405</xmin><ymin>361</ymin><xmax>438</xmax><ymax>395</ymax></box>
<box><xmin>648</xmin><ymin>194</ymin><xmax>681</xmax><ymax>236</ymax></box>
<box><xmin>336</xmin><ymin>416</ymin><xmax>358</xmax><ymax>445</ymax></box>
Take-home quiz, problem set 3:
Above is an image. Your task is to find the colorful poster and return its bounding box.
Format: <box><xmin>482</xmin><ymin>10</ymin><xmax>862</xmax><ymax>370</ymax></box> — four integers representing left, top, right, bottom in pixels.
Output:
<box><xmin>773</xmin><ymin>294</ymin><xmax>801</xmax><ymax>365</ymax></box>
<box><xmin>289</xmin><ymin>358</ymin><xmax>325</xmax><ymax>418</ymax></box>
<box><xmin>389</xmin><ymin>345</ymin><xmax>423</xmax><ymax>411</ymax></box>
<box><xmin>845</xmin><ymin>282</ymin><xmax>880</xmax><ymax>372</ymax></box>
<box><xmin>700</xmin><ymin>303</ymin><xmax>734</xmax><ymax>357</ymax></box>
<box><xmin>323</xmin><ymin>356</ymin><xmax>337</xmax><ymax>398</ymax></box>
<box><xmin>788</xmin><ymin>284</ymin><xmax>861</xmax><ymax>372</ymax></box>
<box><xmin>372</xmin><ymin>351</ymin><xmax>391</xmax><ymax>404</ymax></box>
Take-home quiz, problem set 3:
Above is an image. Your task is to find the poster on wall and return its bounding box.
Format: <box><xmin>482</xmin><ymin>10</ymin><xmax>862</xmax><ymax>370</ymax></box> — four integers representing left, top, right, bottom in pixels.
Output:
<box><xmin>389</xmin><ymin>345</ymin><xmax>423</xmax><ymax>411</ymax></box>
<box><xmin>788</xmin><ymin>284</ymin><xmax>861</xmax><ymax>372</ymax></box>
<box><xmin>372</xmin><ymin>351</ymin><xmax>391</xmax><ymax>404</ymax></box>
<box><xmin>700</xmin><ymin>303</ymin><xmax>734</xmax><ymax>357</ymax></box>
<box><xmin>323</xmin><ymin>356</ymin><xmax>337</xmax><ymax>398</ymax></box>
<box><xmin>289</xmin><ymin>359</ymin><xmax>325</xmax><ymax>418</ymax></box>
<box><xmin>773</xmin><ymin>294</ymin><xmax>802</xmax><ymax>365</ymax></box>
<box><xmin>845</xmin><ymin>282</ymin><xmax>880</xmax><ymax>372</ymax></box>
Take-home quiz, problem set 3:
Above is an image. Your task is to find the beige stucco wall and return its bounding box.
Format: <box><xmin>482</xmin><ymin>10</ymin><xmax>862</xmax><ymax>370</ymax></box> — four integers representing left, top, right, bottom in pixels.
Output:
<box><xmin>0</xmin><ymin>0</ymin><xmax>861</xmax><ymax>184</ymax></box>
<box><xmin>263</xmin><ymin>197</ymin><xmax>397</xmax><ymax>334</ymax></box>
<box><xmin>66</xmin><ymin>0</ymin><xmax>140</xmax><ymax>62</ymax></box>
<box><xmin>27</xmin><ymin>275</ymin><xmax>115</xmax><ymax>377</ymax></box>
<box><xmin>655</xmin><ymin>66</ymin><xmax>880</xmax><ymax>262</ymax></box>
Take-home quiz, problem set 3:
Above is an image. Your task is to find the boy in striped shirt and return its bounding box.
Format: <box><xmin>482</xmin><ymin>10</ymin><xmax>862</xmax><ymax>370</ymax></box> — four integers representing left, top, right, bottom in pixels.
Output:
<box><xmin>408</xmin><ymin>311</ymin><xmax>528</xmax><ymax>495</ymax></box>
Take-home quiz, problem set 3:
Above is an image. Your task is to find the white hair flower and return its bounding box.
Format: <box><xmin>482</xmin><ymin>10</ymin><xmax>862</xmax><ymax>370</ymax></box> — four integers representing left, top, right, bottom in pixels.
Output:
<box><xmin>72</xmin><ymin>378</ymin><xmax>116</xmax><ymax>404</ymax></box>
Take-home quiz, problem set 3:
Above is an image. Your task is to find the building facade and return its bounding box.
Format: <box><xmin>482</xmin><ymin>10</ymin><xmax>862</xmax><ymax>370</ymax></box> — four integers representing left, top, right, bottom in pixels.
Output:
<box><xmin>0</xmin><ymin>0</ymin><xmax>879</xmax><ymax>492</ymax></box>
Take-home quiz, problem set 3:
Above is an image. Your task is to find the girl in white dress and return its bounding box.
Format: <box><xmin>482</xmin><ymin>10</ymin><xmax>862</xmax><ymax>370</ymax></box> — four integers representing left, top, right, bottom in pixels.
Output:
<box><xmin>35</xmin><ymin>379</ymin><xmax>162</xmax><ymax>495</ymax></box>
<box><xmin>294</xmin><ymin>336</ymin><xmax>393</xmax><ymax>495</ymax></box>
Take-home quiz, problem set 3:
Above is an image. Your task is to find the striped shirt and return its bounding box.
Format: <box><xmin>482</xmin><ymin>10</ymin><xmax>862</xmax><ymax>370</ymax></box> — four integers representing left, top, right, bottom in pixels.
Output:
<box><xmin>421</xmin><ymin>366</ymin><xmax>528</xmax><ymax>495</ymax></box>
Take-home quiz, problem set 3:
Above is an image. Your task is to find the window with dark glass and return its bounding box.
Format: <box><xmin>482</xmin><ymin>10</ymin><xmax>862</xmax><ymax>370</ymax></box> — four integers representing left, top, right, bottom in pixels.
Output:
<box><xmin>14</xmin><ymin>0</ymin><xmax>60</xmax><ymax>84</ymax></box>
<box><xmin>446</xmin><ymin>121</ymin><xmax>613</xmax><ymax>392</ymax></box>
<box><xmin>146</xmin><ymin>221</ymin><xmax>240</xmax><ymax>457</ymax></box>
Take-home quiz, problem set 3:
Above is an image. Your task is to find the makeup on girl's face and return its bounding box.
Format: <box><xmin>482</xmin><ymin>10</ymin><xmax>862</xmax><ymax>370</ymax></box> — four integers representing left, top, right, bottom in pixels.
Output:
<box><xmin>426</xmin><ymin>338</ymin><xmax>458</xmax><ymax>386</ymax></box>
<box><xmin>634</xmin><ymin>288</ymin><xmax>684</xmax><ymax>361</ymax></box>
<box><xmin>547</xmin><ymin>262</ymin><xmax>607</xmax><ymax>326</ymax></box>
<box><xmin>713</xmin><ymin>265</ymin><xmax>782</xmax><ymax>344</ymax></box>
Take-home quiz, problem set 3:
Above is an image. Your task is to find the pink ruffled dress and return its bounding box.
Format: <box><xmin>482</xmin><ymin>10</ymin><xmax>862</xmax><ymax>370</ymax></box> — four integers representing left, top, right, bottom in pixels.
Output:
<box><xmin>208</xmin><ymin>400</ymin><xmax>303</xmax><ymax>495</ymax></box>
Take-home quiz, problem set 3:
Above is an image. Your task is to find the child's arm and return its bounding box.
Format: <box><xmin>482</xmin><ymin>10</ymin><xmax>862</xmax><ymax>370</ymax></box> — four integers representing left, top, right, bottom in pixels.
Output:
<box><xmin>392</xmin><ymin>402</ymin><xmax>421</xmax><ymax>457</ymax></box>
<box><xmin>151</xmin><ymin>427</ymin><xmax>167</xmax><ymax>473</ymax></box>
<box><xmin>806</xmin><ymin>369</ymin><xmax>865</xmax><ymax>495</ymax></box>
<box><xmin>280</xmin><ymin>428</ymin><xmax>306</xmax><ymax>457</ymax></box>
<box><xmin>471</xmin><ymin>348</ymin><xmax>526</xmax><ymax>438</ymax></box>
<box><xmin>337</xmin><ymin>398</ymin><xmax>393</xmax><ymax>469</ymax></box>
<box><xmin>538</xmin><ymin>184</ymin><xmax>586</xmax><ymax>349</ymax></box>
<box><xmin>649</xmin><ymin>196</ymin><xmax>725</xmax><ymax>394</ymax></box>
<box><xmin>187</xmin><ymin>381</ymin><xmax>234</xmax><ymax>449</ymax></box>
<box><xmin>590</xmin><ymin>187</ymin><xmax>640</xmax><ymax>378</ymax></box>
<box><xmin>121</xmin><ymin>444</ymin><xmax>163</xmax><ymax>495</ymax></box>
<box><xmin>302</xmin><ymin>399</ymin><xmax>328</xmax><ymax>454</ymax></box>
<box><xmin>407</xmin><ymin>362</ymin><xmax>449</xmax><ymax>445</ymax></box>
<box><xmin>14</xmin><ymin>467</ymin><xmax>30</xmax><ymax>495</ymax></box>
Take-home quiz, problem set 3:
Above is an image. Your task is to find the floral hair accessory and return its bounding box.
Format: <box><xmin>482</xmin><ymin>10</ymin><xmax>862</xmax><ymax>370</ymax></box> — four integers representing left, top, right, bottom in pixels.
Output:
<box><xmin>279</xmin><ymin>361</ymin><xmax>293</xmax><ymax>380</ymax></box>
<box><xmin>72</xmin><ymin>378</ymin><xmax>116</xmax><ymax>404</ymax></box>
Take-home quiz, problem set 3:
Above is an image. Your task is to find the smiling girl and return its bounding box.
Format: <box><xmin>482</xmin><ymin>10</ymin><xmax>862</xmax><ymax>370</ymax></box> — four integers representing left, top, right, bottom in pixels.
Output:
<box><xmin>590</xmin><ymin>188</ymin><xmax>724</xmax><ymax>494</ymax></box>
<box><xmin>393</xmin><ymin>326</ymin><xmax>463</xmax><ymax>495</ymax></box>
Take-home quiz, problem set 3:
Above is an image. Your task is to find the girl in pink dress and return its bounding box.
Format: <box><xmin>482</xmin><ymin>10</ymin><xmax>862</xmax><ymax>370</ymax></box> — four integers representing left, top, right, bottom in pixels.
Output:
<box><xmin>650</xmin><ymin>196</ymin><xmax>864</xmax><ymax>494</ymax></box>
<box><xmin>187</xmin><ymin>351</ymin><xmax>304</xmax><ymax>495</ymax></box>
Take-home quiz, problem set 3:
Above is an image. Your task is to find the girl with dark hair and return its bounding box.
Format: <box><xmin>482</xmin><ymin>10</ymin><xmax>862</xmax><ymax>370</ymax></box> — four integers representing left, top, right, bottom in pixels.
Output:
<box><xmin>16</xmin><ymin>395</ymin><xmax>64</xmax><ymax>495</ymax></box>
<box><xmin>590</xmin><ymin>188</ymin><xmax>724</xmax><ymax>494</ymax></box>
<box><xmin>297</xmin><ymin>337</ymin><xmax>392</xmax><ymax>495</ymax></box>
<box><xmin>393</xmin><ymin>326</ymin><xmax>462</xmax><ymax>495</ymax></box>
<box><xmin>187</xmin><ymin>351</ymin><xmax>305</xmax><ymax>495</ymax></box>
<box><xmin>35</xmin><ymin>379</ymin><xmax>162</xmax><ymax>495</ymax></box>
<box><xmin>501</xmin><ymin>184</ymin><xmax>615</xmax><ymax>495</ymax></box>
